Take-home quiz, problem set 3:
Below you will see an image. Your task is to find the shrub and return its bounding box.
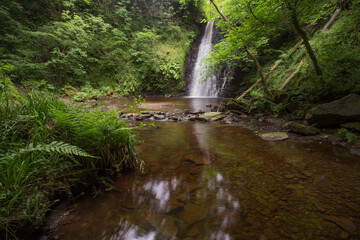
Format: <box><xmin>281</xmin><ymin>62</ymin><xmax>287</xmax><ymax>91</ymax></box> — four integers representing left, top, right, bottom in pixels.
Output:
<box><xmin>335</xmin><ymin>128</ymin><xmax>357</xmax><ymax>144</ymax></box>
<box><xmin>0</xmin><ymin>84</ymin><xmax>140</xmax><ymax>238</ymax></box>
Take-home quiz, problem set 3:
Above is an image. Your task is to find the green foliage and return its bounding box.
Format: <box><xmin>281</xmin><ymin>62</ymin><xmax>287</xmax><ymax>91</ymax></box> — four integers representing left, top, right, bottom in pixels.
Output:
<box><xmin>1</xmin><ymin>0</ymin><xmax>200</xmax><ymax>96</ymax></box>
<box><xmin>201</xmin><ymin>0</ymin><xmax>359</xmax><ymax>115</ymax></box>
<box><xmin>0</xmin><ymin>90</ymin><xmax>139</xmax><ymax>238</ymax></box>
<box><xmin>335</xmin><ymin>128</ymin><xmax>357</xmax><ymax>144</ymax></box>
<box><xmin>11</xmin><ymin>141</ymin><xmax>97</xmax><ymax>159</ymax></box>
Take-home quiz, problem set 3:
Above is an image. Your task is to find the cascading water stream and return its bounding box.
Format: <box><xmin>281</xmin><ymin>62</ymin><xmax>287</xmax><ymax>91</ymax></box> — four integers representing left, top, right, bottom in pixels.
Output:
<box><xmin>189</xmin><ymin>21</ymin><xmax>225</xmax><ymax>97</ymax></box>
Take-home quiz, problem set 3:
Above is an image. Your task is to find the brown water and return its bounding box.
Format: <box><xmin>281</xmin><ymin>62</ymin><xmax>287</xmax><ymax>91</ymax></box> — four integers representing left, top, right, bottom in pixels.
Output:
<box><xmin>99</xmin><ymin>97</ymin><xmax>222</xmax><ymax>113</ymax></box>
<box><xmin>48</xmin><ymin>99</ymin><xmax>360</xmax><ymax>240</ymax></box>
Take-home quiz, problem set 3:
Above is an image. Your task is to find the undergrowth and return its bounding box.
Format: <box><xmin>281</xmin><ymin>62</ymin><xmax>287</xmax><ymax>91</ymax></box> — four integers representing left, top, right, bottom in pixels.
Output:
<box><xmin>238</xmin><ymin>2</ymin><xmax>360</xmax><ymax>117</ymax></box>
<box><xmin>0</xmin><ymin>70</ymin><xmax>140</xmax><ymax>239</ymax></box>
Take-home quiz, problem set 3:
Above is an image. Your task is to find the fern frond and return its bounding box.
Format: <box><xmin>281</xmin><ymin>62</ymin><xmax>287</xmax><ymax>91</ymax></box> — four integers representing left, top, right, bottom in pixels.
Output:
<box><xmin>11</xmin><ymin>141</ymin><xmax>98</xmax><ymax>159</ymax></box>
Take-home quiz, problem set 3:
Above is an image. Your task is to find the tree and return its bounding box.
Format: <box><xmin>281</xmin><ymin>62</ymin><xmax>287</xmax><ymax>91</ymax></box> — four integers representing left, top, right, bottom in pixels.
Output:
<box><xmin>207</xmin><ymin>0</ymin><xmax>272</xmax><ymax>94</ymax></box>
<box><xmin>282</xmin><ymin>0</ymin><xmax>323</xmax><ymax>76</ymax></box>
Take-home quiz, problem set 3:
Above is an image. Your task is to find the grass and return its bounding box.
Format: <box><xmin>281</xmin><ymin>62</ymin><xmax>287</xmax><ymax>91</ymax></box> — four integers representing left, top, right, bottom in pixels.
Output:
<box><xmin>0</xmin><ymin>79</ymin><xmax>140</xmax><ymax>239</ymax></box>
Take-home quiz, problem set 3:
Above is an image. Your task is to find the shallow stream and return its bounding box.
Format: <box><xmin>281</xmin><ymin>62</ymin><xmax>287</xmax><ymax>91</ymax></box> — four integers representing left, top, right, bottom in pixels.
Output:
<box><xmin>47</xmin><ymin>98</ymin><xmax>360</xmax><ymax>240</ymax></box>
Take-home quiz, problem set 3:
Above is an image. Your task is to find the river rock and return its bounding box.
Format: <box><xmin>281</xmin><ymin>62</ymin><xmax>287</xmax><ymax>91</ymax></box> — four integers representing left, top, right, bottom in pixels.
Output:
<box><xmin>324</xmin><ymin>215</ymin><xmax>357</xmax><ymax>234</ymax></box>
<box><xmin>135</xmin><ymin>115</ymin><xmax>144</xmax><ymax>121</ymax></box>
<box><xmin>169</xmin><ymin>116</ymin><xmax>179</xmax><ymax>121</ymax></box>
<box><xmin>306</xmin><ymin>94</ymin><xmax>360</xmax><ymax>127</ymax></box>
<box><xmin>197</xmin><ymin>112</ymin><xmax>225</xmax><ymax>121</ymax></box>
<box><xmin>124</xmin><ymin>113</ymin><xmax>134</xmax><ymax>118</ymax></box>
<box><xmin>154</xmin><ymin>114</ymin><xmax>166</xmax><ymax>120</ymax></box>
<box><xmin>191</xmin><ymin>110</ymin><xmax>205</xmax><ymax>114</ymax></box>
<box><xmin>283</xmin><ymin>121</ymin><xmax>320</xmax><ymax>136</ymax></box>
<box><xmin>140</xmin><ymin>113</ymin><xmax>152</xmax><ymax>118</ymax></box>
<box><xmin>260</xmin><ymin>132</ymin><xmax>289</xmax><ymax>141</ymax></box>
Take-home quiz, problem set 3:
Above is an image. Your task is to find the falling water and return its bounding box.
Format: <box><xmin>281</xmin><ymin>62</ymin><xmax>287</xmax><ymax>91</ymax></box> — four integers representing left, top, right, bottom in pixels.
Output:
<box><xmin>189</xmin><ymin>21</ymin><xmax>224</xmax><ymax>97</ymax></box>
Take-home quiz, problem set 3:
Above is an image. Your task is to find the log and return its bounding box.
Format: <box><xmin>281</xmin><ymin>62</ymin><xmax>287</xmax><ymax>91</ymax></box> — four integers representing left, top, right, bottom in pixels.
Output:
<box><xmin>278</xmin><ymin>8</ymin><xmax>342</xmax><ymax>90</ymax></box>
<box><xmin>279</xmin><ymin>57</ymin><xmax>305</xmax><ymax>90</ymax></box>
<box><xmin>238</xmin><ymin>7</ymin><xmax>342</xmax><ymax>98</ymax></box>
<box><xmin>323</xmin><ymin>8</ymin><xmax>342</xmax><ymax>31</ymax></box>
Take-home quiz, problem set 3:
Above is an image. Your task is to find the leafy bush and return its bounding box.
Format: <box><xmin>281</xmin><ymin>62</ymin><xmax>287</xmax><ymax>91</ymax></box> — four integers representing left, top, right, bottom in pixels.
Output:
<box><xmin>335</xmin><ymin>128</ymin><xmax>357</xmax><ymax>144</ymax></box>
<box><xmin>1</xmin><ymin>0</ymin><xmax>200</xmax><ymax>96</ymax></box>
<box><xmin>0</xmin><ymin>79</ymin><xmax>140</xmax><ymax>238</ymax></box>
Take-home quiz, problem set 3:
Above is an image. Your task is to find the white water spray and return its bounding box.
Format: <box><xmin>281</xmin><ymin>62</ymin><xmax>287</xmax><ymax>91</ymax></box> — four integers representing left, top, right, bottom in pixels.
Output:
<box><xmin>189</xmin><ymin>21</ymin><xmax>225</xmax><ymax>97</ymax></box>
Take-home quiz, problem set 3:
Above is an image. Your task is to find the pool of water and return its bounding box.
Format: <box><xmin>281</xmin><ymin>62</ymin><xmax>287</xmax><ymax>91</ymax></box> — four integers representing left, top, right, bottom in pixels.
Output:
<box><xmin>99</xmin><ymin>97</ymin><xmax>223</xmax><ymax>113</ymax></box>
<box><xmin>47</xmin><ymin>98</ymin><xmax>360</xmax><ymax>240</ymax></box>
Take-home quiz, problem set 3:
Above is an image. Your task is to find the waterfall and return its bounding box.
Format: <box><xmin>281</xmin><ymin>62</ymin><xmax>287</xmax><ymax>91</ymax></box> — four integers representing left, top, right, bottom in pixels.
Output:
<box><xmin>189</xmin><ymin>21</ymin><xmax>224</xmax><ymax>97</ymax></box>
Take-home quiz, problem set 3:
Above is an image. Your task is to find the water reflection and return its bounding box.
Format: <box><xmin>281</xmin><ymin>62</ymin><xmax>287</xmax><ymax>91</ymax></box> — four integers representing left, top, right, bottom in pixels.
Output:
<box><xmin>47</xmin><ymin>121</ymin><xmax>360</xmax><ymax>240</ymax></box>
<box><xmin>99</xmin><ymin>97</ymin><xmax>222</xmax><ymax>113</ymax></box>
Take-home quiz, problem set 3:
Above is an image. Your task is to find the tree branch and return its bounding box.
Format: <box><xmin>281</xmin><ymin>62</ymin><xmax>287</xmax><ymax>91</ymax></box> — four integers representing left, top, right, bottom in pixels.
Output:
<box><xmin>209</xmin><ymin>0</ymin><xmax>230</xmax><ymax>23</ymax></box>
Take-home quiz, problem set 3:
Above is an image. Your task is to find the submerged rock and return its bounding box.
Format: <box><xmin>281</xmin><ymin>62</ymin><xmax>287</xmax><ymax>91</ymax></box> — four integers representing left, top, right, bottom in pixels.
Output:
<box><xmin>260</xmin><ymin>132</ymin><xmax>289</xmax><ymax>141</ymax></box>
<box><xmin>197</xmin><ymin>112</ymin><xmax>225</xmax><ymax>121</ymax></box>
<box><xmin>306</xmin><ymin>94</ymin><xmax>360</xmax><ymax>128</ymax></box>
<box><xmin>324</xmin><ymin>215</ymin><xmax>357</xmax><ymax>234</ymax></box>
<box><xmin>283</xmin><ymin>121</ymin><xmax>320</xmax><ymax>136</ymax></box>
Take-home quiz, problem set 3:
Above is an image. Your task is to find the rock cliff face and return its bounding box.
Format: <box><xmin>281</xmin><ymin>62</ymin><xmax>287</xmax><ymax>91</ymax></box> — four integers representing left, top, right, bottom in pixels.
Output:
<box><xmin>184</xmin><ymin>24</ymin><xmax>204</xmax><ymax>96</ymax></box>
<box><xmin>184</xmin><ymin>23</ymin><xmax>250</xmax><ymax>98</ymax></box>
<box><xmin>184</xmin><ymin>23</ymin><xmax>241</xmax><ymax>97</ymax></box>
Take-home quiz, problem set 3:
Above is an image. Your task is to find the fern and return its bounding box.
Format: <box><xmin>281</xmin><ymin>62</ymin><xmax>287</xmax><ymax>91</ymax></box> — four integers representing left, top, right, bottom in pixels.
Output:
<box><xmin>10</xmin><ymin>141</ymin><xmax>97</xmax><ymax>159</ymax></box>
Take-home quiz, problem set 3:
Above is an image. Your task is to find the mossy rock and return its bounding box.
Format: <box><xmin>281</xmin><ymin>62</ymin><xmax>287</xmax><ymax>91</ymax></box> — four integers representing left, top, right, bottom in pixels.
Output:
<box><xmin>198</xmin><ymin>112</ymin><xmax>225</xmax><ymax>121</ymax></box>
<box><xmin>224</xmin><ymin>98</ymin><xmax>248</xmax><ymax>112</ymax></box>
<box><xmin>341</xmin><ymin>122</ymin><xmax>360</xmax><ymax>133</ymax></box>
<box><xmin>62</xmin><ymin>86</ymin><xmax>79</xmax><ymax>97</ymax></box>
<box><xmin>260</xmin><ymin>132</ymin><xmax>289</xmax><ymax>141</ymax></box>
<box><xmin>283</xmin><ymin>121</ymin><xmax>320</xmax><ymax>136</ymax></box>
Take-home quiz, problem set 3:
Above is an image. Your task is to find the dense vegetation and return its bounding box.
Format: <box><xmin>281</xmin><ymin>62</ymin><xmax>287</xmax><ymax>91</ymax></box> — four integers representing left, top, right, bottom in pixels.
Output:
<box><xmin>1</xmin><ymin>0</ymin><xmax>359</xmax><ymax>238</ymax></box>
<box><xmin>185</xmin><ymin>0</ymin><xmax>360</xmax><ymax>115</ymax></box>
<box><xmin>0</xmin><ymin>68</ymin><xmax>141</xmax><ymax>239</ymax></box>
<box><xmin>0</xmin><ymin>0</ymin><xmax>202</xmax><ymax>238</ymax></box>
<box><xmin>0</xmin><ymin>0</ymin><xmax>201</xmax><ymax>98</ymax></box>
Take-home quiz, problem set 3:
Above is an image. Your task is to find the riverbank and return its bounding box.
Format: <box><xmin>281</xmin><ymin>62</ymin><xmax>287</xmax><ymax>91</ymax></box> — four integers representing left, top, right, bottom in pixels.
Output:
<box><xmin>0</xmin><ymin>91</ymin><xmax>140</xmax><ymax>239</ymax></box>
<box><xmin>97</xmin><ymin>95</ymin><xmax>359</xmax><ymax>156</ymax></box>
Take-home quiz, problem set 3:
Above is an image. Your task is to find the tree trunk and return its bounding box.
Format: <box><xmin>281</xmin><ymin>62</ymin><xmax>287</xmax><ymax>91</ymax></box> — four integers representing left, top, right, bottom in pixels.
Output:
<box><xmin>291</xmin><ymin>11</ymin><xmax>322</xmax><ymax>76</ymax></box>
<box><xmin>209</xmin><ymin>0</ymin><xmax>267</xmax><ymax>94</ymax></box>
<box><xmin>245</xmin><ymin>48</ymin><xmax>266</xmax><ymax>86</ymax></box>
<box><xmin>209</xmin><ymin>0</ymin><xmax>230</xmax><ymax>22</ymax></box>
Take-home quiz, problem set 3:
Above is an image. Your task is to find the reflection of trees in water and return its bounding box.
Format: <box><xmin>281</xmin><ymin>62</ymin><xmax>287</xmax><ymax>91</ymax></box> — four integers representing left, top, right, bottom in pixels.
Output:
<box><xmin>105</xmin><ymin>122</ymin><xmax>241</xmax><ymax>239</ymax></box>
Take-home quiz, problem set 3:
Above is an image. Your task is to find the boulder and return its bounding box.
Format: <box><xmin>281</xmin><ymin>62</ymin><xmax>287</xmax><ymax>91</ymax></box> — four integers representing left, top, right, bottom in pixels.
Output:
<box><xmin>306</xmin><ymin>94</ymin><xmax>360</xmax><ymax>128</ymax></box>
<box><xmin>260</xmin><ymin>132</ymin><xmax>289</xmax><ymax>141</ymax></box>
<box><xmin>197</xmin><ymin>112</ymin><xmax>225</xmax><ymax>121</ymax></box>
<box><xmin>283</xmin><ymin>121</ymin><xmax>320</xmax><ymax>136</ymax></box>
